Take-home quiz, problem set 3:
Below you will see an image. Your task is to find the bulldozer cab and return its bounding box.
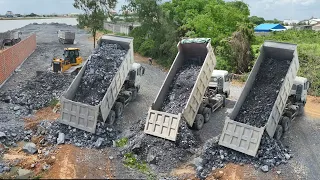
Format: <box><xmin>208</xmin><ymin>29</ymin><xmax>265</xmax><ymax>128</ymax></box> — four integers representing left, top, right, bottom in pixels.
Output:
<box><xmin>63</xmin><ymin>48</ymin><xmax>80</xmax><ymax>64</ymax></box>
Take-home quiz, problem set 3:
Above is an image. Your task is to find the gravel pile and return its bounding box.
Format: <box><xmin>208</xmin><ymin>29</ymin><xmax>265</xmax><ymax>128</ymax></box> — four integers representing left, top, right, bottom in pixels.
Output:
<box><xmin>73</xmin><ymin>43</ymin><xmax>127</xmax><ymax>105</ymax></box>
<box><xmin>0</xmin><ymin>127</ymin><xmax>33</xmax><ymax>147</ymax></box>
<box><xmin>35</xmin><ymin>120</ymin><xmax>118</xmax><ymax>148</ymax></box>
<box><xmin>0</xmin><ymin>71</ymin><xmax>74</xmax><ymax>112</ymax></box>
<box><xmin>124</xmin><ymin>118</ymin><xmax>198</xmax><ymax>173</ymax></box>
<box><xmin>234</xmin><ymin>58</ymin><xmax>292</xmax><ymax>127</ymax></box>
<box><xmin>162</xmin><ymin>64</ymin><xmax>201</xmax><ymax>113</ymax></box>
<box><xmin>124</xmin><ymin>63</ymin><xmax>203</xmax><ymax>173</ymax></box>
<box><xmin>196</xmin><ymin>134</ymin><xmax>292</xmax><ymax>179</ymax></box>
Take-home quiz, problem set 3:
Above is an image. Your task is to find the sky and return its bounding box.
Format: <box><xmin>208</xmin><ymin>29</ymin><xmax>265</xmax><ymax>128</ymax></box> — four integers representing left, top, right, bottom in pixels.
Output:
<box><xmin>0</xmin><ymin>0</ymin><xmax>319</xmax><ymax>20</ymax></box>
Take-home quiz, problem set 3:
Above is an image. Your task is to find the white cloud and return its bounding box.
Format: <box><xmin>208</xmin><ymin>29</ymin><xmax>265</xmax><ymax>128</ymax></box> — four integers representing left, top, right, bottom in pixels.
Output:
<box><xmin>274</xmin><ymin>0</ymin><xmax>316</xmax><ymax>5</ymax></box>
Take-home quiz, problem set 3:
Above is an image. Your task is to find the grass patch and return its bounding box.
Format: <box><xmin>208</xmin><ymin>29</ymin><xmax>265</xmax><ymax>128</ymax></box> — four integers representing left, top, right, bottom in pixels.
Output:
<box><xmin>48</xmin><ymin>98</ymin><xmax>59</xmax><ymax>108</ymax></box>
<box><xmin>124</xmin><ymin>153</ymin><xmax>156</xmax><ymax>180</ymax></box>
<box><xmin>115</xmin><ymin>137</ymin><xmax>128</xmax><ymax>147</ymax></box>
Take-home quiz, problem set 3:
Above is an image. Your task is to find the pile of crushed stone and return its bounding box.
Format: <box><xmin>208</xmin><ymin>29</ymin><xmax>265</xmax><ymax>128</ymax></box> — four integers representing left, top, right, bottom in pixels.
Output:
<box><xmin>35</xmin><ymin>120</ymin><xmax>119</xmax><ymax>148</ymax></box>
<box><xmin>123</xmin><ymin>62</ymin><xmax>205</xmax><ymax>173</ymax></box>
<box><xmin>235</xmin><ymin>58</ymin><xmax>292</xmax><ymax>127</ymax></box>
<box><xmin>73</xmin><ymin>42</ymin><xmax>127</xmax><ymax>106</ymax></box>
<box><xmin>123</xmin><ymin>118</ymin><xmax>198</xmax><ymax>173</ymax></box>
<box><xmin>0</xmin><ymin>71</ymin><xmax>74</xmax><ymax>112</ymax></box>
<box><xmin>196</xmin><ymin>135</ymin><xmax>292</xmax><ymax>179</ymax></box>
<box><xmin>162</xmin><ymin>64</ymin><xmax>201</xmax><ymax>113</ymax></box>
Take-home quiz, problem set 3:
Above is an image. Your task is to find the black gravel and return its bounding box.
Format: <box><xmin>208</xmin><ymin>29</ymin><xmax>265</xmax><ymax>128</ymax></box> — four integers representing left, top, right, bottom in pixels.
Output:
<box><xmin>124</xmin><ymin>118</ymin><xmax>198</xmax><ymax>173</ymax></box>
<box><xmin>162</xmin><ymin>64</ymin><xmax>201</xmax><ymax>113</ymax></box>
<box><xmin>0</xmin><ymin>71</ymin><xmax>74</xmax><ymax>112</ymax></box>
<box><xmin>196</xmin><ymin>134</ymin><xmax>292</xmax><ymax>179</ymax></box>
<box><xmin>123</xmin><ymin>61</ymin><xmax>205</xmax><ymax>173</ymax></box>
<box><xmin>35</xmin><ymin>120</ymin><xmax>118</xmax><ymax>148</ymax></box>
<box><xmin>235</xmin><ymin>58</ymin><xmax>292</xmax><ymax>127</ymax></box>
<box><xmin>73</xmin><ymin>42</ymin><xmax>127</xmax><ymax>106</ymax></box>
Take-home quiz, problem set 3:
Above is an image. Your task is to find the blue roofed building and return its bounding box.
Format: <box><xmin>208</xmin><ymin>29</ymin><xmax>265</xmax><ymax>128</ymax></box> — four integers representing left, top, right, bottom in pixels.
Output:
<box><xmin>254</xmin><ymin>24</ymin><xmax>287</xmax><ymax>32</ymax></box>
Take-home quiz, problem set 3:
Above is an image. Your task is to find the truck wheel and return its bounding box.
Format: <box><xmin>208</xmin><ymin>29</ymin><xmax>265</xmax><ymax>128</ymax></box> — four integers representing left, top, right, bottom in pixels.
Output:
<box><xmin>281</xmin><ymin>116</ymin><xmax>290</xmax><ymax>132</ymax></box>
<box><xmin>114</xmin><ymin>102</ymin><xmax>124</xmax><ymax>118</ymax></box>
<box><xmin>299</xmin><ymin>105</ymin><xmax>305</xmax><ymax>116</ymax></box>
<box><xmin>222</xmin><ymin>96</ymin><xmax>226</xmax><ymax>107</ymax></box>
<box><xmin>274</xmin><ymin>125</ymin><xmax>283</xmax><ymax>140</ymax></box>
<box><xmin>106</xmin><ymin>110</ymin><xmax>116</xmax><ymax>125</ymax></box>
<box><xmin>193</xmin><ymin>114</ymin><xmax>204</xmax><ymax>130</ymax></box>
<box><xmin>131</xmin><ymin>89</ymin><xmax>137</xmax><ymax>101</ymax></box>
<box><xmin>203</xmin><ymin>108</ymin><xmax>211</xmax><ymax>123</ymax></box>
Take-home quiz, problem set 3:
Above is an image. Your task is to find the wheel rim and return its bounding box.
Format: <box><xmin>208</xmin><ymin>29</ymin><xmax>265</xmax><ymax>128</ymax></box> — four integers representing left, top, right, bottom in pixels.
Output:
<box><xmin>118</xmin><ymin>104</ymin><xmax>123</xmax><ymax>116</ymax></box>
<box><xmin>276</xmin><ymin>127</ymin><xmax>283</xmax><ymax>140</ymax></box>
<box><xmin>205</xmin><ymin>113</ymin><xmax>209</xmax><ymax>122</ymax></box>
<box><xmin>197</xmin><ymin>116</ymin><xmax>204</xmax><ymax>128</ymax></box>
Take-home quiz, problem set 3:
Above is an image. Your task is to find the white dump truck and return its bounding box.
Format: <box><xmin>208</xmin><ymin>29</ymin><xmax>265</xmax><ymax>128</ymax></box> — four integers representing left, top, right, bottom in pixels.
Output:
<box><xmin>59</xmin><ymin>35</ymin><xmax>145</xmax><ymax>133</ymax></box>
<box><xmin>0</xmin><ymin>31</ymin><xmax>22</xmax><ymax>49</ymax></box>
<box><xmin>144</xmin><ymin>38</ymin><xmax>230</xmax><ymax>141</ymax></box>
<box><xmin>58</xmin><ymin>30</ymin><xmax>75</xmax><ymax>44</ymax></box>
<box><xmin>219</xmin><ymin>41</ymin><xmax>310</xmax><ymax>157</ymax></box>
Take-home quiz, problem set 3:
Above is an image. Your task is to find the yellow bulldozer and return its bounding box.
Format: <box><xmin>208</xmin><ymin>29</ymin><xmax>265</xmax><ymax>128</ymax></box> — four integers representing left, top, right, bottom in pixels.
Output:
<box><xmin>52</xmin><ymin>48</ymin><xmax>83</xmax><ymax>74</ymax></box>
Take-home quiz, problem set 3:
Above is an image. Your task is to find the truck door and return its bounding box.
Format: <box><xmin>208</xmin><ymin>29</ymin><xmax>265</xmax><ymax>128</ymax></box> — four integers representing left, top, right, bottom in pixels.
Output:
<box><xmin>296</xmin><ymin>84</ymin><xmax>303</xmax><ymax>102</ymax></box>
<box><xmin>224</xmin><ymin>74</ymin><xmax>230</xmax><ymax>95</ymax></box>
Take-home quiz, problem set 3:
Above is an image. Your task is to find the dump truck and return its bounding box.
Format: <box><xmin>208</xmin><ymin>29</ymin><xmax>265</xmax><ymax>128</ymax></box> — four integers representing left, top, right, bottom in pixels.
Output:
<box><xmin>0</xmin><ymin>31</ymin><xmax>22</xmax><ymax>49</ymax></box>
<box><xmin>144</xmin><ymin>38</ymin><xmax>231</xmax><ymax>141</ymax></box>
<box><xmin>58</xmin><ymin>30</ymin><xmax>75</xmax><ymax>44</ymax></box>
<box><xmin>218</xmin><ymin>41</ymin><xmax>308</xmax><ymax>157</ymax></box>
<box><xmin>59</xmin><ymin>35</ymin><xmax>145</xmax><ymax>133</ymax></box>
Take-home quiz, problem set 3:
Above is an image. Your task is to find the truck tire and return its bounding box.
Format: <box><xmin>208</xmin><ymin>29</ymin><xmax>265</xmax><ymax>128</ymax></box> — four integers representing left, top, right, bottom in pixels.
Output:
<box><xmin>281</xmin><ymin>116</ymin><xmax>290</xmax><ymax>132</ymax></box>
<box><xmin>299</xmin><ymin>105</ymin><xmax>305</xmax><ymax>116</ymax></box>
<box><xmin>114</xmin><ymin>102</ymin><xmax>124</xmax><ymax>118</ymax></box>
<box><xmin>203</xmin><ymin>108</ymin><xmax>211</xmax><ymax>123</ymax></box>
<box><xmin>193</xmin><ymin>114</ymin><xmax>204</xmax><ymax>130</ymax></box>
<box><xmin>222</xmin><ymin>96</ymin><xmax>226</xmax><ymax>107</ymax></box>
<box><xmin>131</xmin><ymin>88</ymin><xmax>137</xmax><ymax>101</ymax></box>
<box><xmin>274</xmin><ymin>125</ymin><xmax>283</xmax><ymax>140</ymax></box>
<box><xmin>106</xmin><ymin>110</ymin><xmax>116</xmax><ymax>125</ymax></box>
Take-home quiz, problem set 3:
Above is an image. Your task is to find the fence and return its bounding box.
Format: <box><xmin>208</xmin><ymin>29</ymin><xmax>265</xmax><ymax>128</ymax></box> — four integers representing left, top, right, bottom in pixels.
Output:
<box><xmin>0</xmin><ymin>34</ymin><xmax>36</xmax><ymax>85</ymax></box>
<box><xmin>104</xmin><ymin>22</ymin><xmax>140</xmax><ymax>35</ymax></box>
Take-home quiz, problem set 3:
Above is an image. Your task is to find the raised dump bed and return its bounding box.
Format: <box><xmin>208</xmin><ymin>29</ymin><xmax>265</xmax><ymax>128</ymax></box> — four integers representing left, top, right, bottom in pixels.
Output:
<box><xmin>59</xmin><ymin>35</ymin><xmax>135</xmax><ymax>133</ymax></box>
<box><xmin>144</xmin><ymin>38</ymin><xmax>216</xmax><ymax>141</ymax></box>
<box><xmin>58</xmin><ymin>30</ymin><xmax>75</xmax><ymax>44</ymax></box>
<box><xmin>0</xmin><ymin>31</ymin><xmax>22</xmax><ymax>48</ymax></box>
<box><xmin>219</xmin><ymin>41</ymin><xmax>299</xmax><ymax>157</ymax></box>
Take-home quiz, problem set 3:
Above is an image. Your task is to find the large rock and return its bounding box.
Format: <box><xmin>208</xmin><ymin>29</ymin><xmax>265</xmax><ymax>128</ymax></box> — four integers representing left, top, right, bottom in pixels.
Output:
<box><xmin>57</xmin><ymin>132</ymin><xmax>65</xmax><ymax>145</ymax></box>
<box><xmin>0</xmin><ymin>132</ymin><xmax>6</xmax><ymax>138</ymax></box>
<box><xmin>17</xmin><ymin>168</ymin><xmax>33</xmax><ymax>178</ymax></box>
<box><xmin>94</xmin><ymin>138</ymin><xmax>104</xmax><ymax>148</ymax></box>
<box><xmin>23</xmin><ymin>143</ymin><xmax>37</xmax><ymax>154</ymax></box>
<box><xmin>260</xmin><ymin>165</ymin><xmax>269</xmax><ymax>172</ymax></box>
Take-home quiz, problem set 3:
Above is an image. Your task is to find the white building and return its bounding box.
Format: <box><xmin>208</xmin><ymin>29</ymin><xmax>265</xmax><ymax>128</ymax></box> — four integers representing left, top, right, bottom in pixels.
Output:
<box><xmin>300</xmin><ymin>18</ymin><xmax>320</xmax><ymax>25</ymax></box>
<box><xmin>283</xmin><ymin>19</ymin><xmax>299</xmax><ymax>25</ymax></box>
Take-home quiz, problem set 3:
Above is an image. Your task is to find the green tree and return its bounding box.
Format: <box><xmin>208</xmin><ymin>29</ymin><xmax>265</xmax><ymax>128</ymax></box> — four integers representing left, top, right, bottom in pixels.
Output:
<box><xmin>126</xmin><ymin>0</ymin><xmax>253</xmax><ymax>71</ymax></box>
<box><xmin>73</xmin><ymin>0</ymin><xmax>117</xmax><ymax>48</ymax></box>
<box><xmin>248</xmin><ymin>16</ymin><xmax>265</xmax><ymax>25</ymax></box>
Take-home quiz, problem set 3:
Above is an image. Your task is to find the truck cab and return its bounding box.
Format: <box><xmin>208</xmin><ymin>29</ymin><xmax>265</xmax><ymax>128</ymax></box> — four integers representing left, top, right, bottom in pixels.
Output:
<box><xmin>127</xmin><ymin>63</ymin><xmax>145</xmax><ymax>92</ymax></box>
<box><xmin>209</xmin><ymin>70</ymin><xmax>230</xmax><ymax>98</ymax></box>
<box><xmin>275</xmin><ymin>76</ymin><xmax>310</xmax><ymax>140</ymax></box>
<box><xmin>290</xmin><ymin>76</ymin><xmax>310</xmax><ymax>104</ymax></box>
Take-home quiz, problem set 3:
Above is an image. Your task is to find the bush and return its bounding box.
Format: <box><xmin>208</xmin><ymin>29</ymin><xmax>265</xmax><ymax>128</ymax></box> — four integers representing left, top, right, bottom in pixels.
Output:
<box><xmin>138</xmin><ymin>39</ymin><xmax>155</xmax><ymax>57</ymax></box>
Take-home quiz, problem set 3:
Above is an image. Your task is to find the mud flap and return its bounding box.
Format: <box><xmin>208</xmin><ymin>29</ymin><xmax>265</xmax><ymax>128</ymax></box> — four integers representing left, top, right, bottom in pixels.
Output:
<box><xmin>219</xmin><ymin>119</ymin><xmax>265</xmax><ymax>157</ymax></box>
<box><xmin>144</xmin><ymin>108</ymin><xmax>181</xmax><ymax>141</ymax></box>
